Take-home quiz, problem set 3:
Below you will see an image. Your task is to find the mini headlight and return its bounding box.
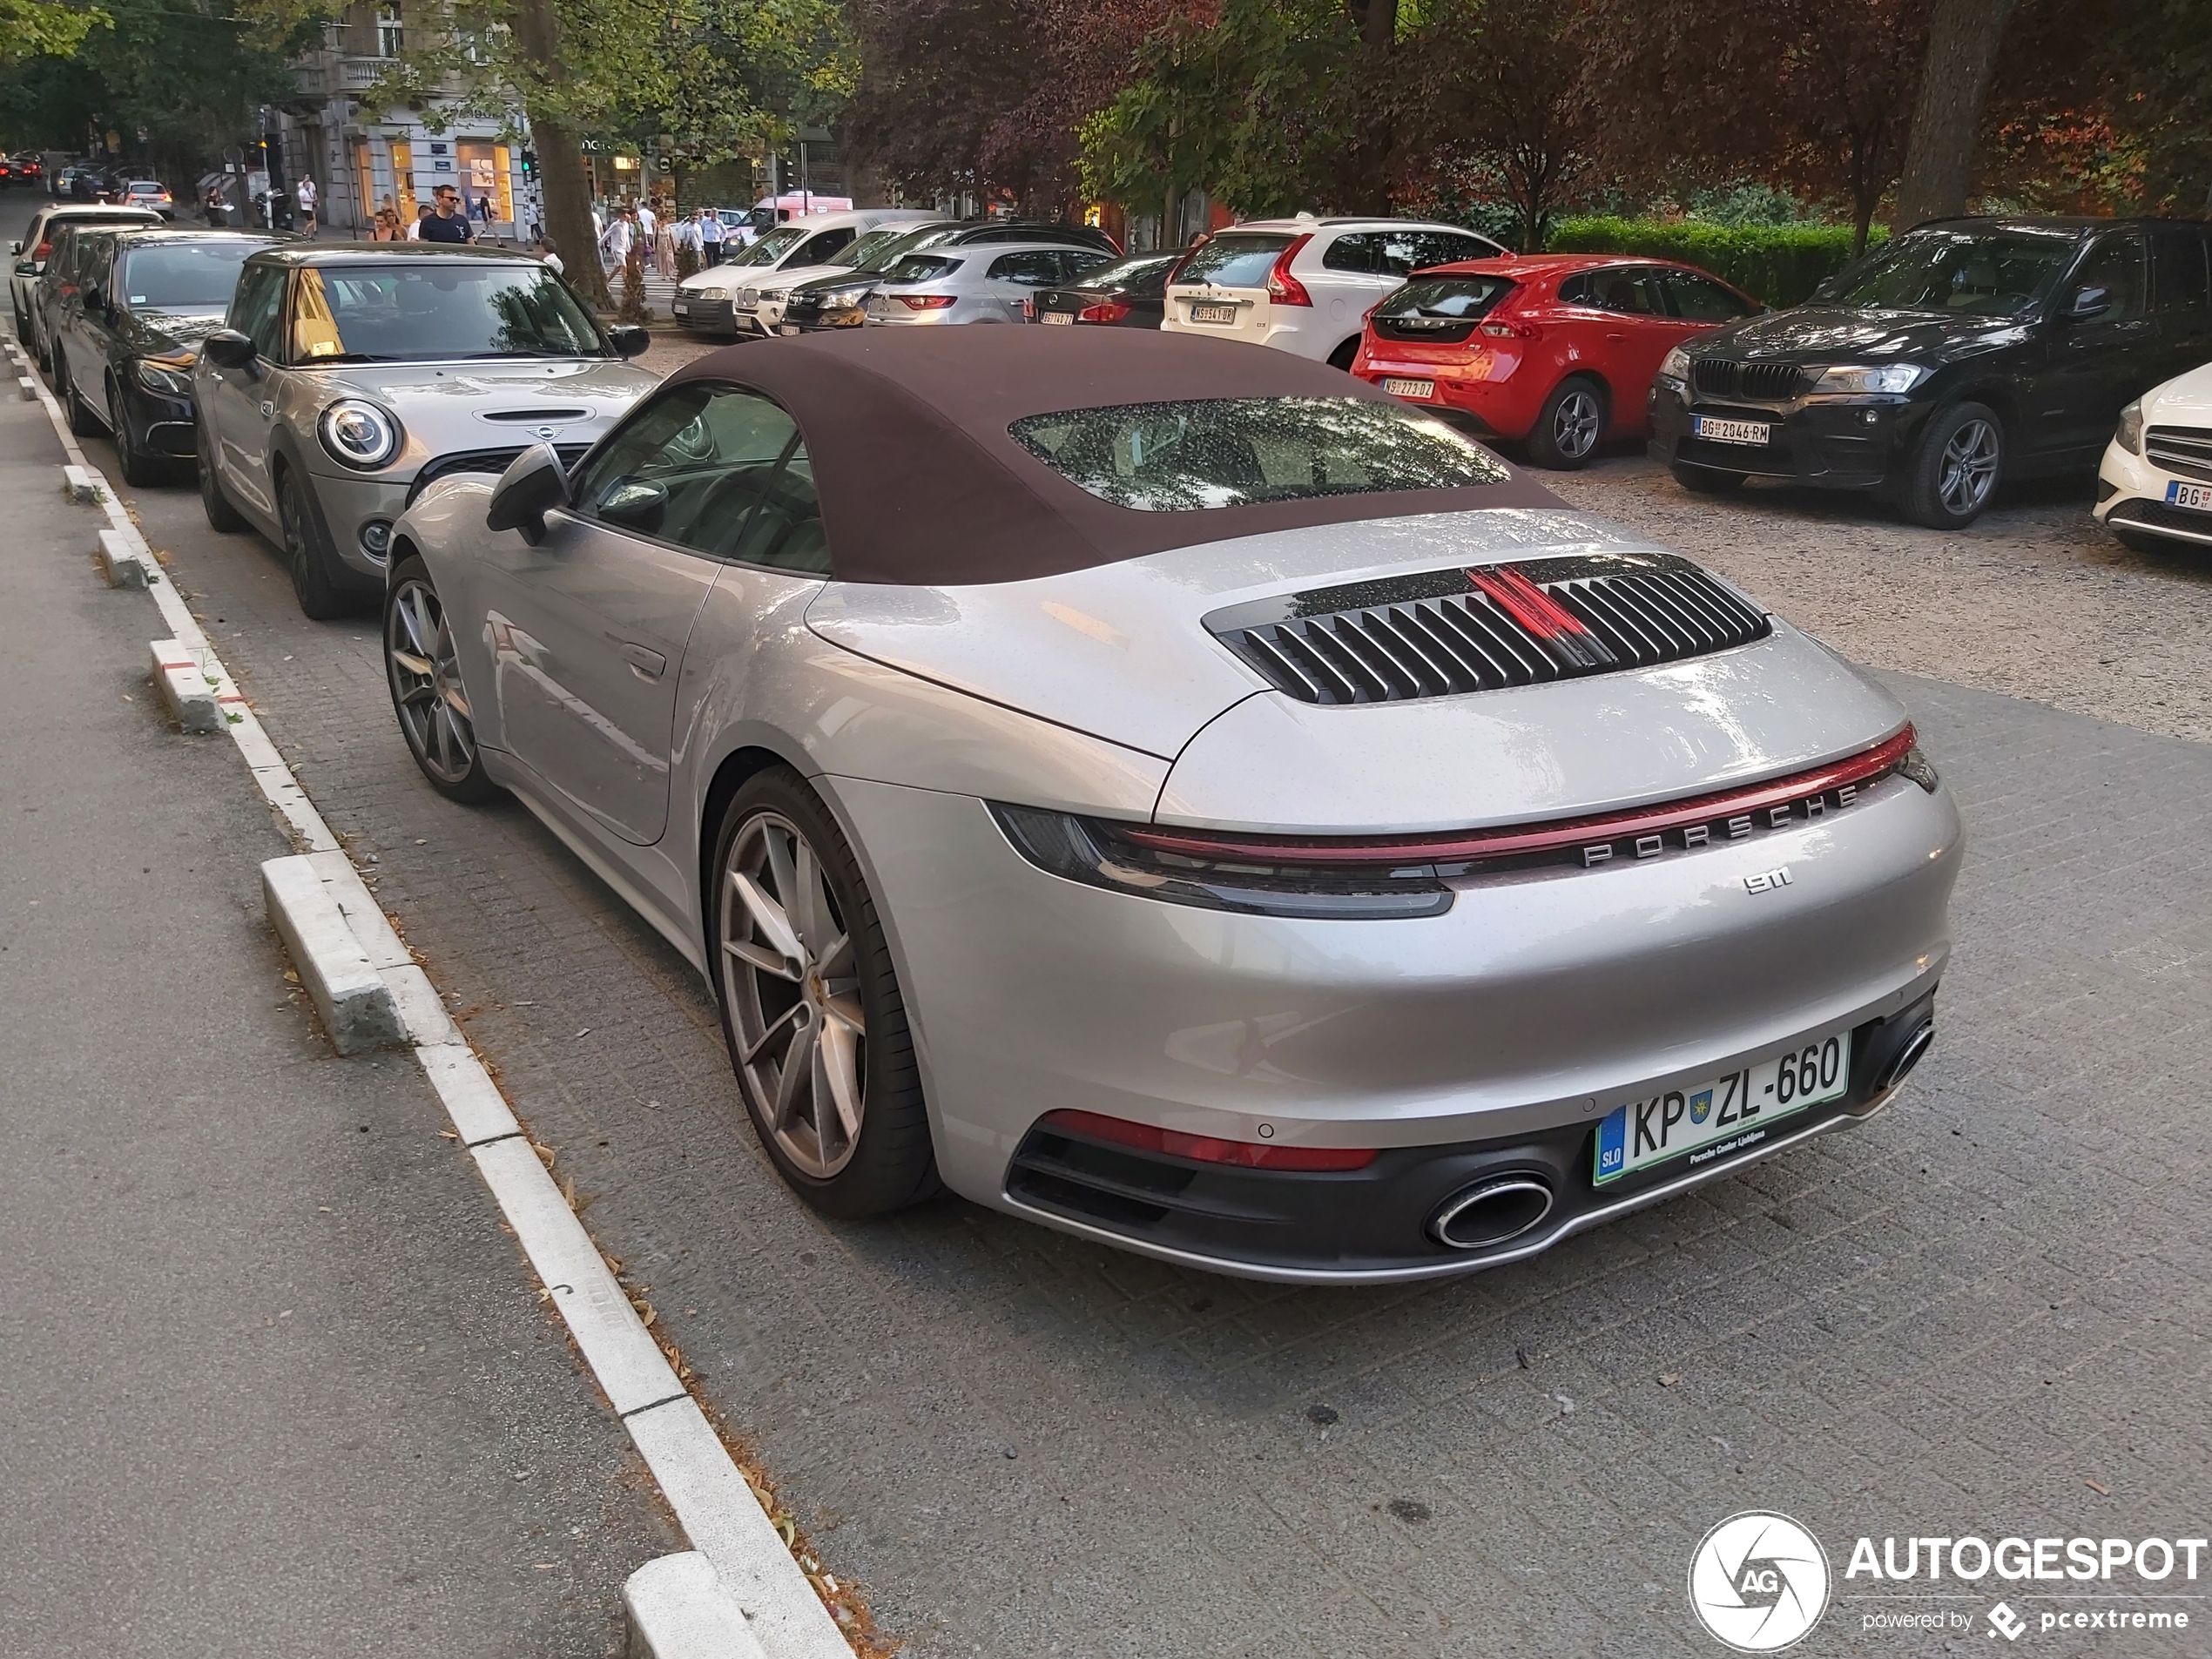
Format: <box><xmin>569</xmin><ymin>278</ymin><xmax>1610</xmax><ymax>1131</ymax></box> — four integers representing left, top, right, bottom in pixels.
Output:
<box><xmin>318</xmin><ymin>399</ymin><xmax>401</xmax><ymax>469</ymax></box>
<box><xmin>2114</xmin><ymin>397</ymin><xmax>2143</xmax><ymax>456</ymax></box>
<box><xmin>1811</xmin><ymin>363</ymin><xmax>1929</xmax><ymax>395</ymax></box>
<box><xmin>1658</xmin><ymin>345</ymin><xmax>1690</xmax><ymax>382</ymax></box>
<box><xmin>133</xmin><ymin>358</ymin><xmax>193</xmax><ymax>396</ymax></box>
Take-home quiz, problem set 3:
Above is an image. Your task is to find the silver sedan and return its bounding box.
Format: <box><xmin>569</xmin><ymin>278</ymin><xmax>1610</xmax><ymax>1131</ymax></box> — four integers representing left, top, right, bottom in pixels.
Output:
<box><xmin>383</xmin><ymin>327</ymin><xmax>1961</xmax><ymax>1283</ymax></box>
<box><xmin>863</xmin><ymin>242</ymin><xmax>1115</xmax><ymax>326</ymax></box>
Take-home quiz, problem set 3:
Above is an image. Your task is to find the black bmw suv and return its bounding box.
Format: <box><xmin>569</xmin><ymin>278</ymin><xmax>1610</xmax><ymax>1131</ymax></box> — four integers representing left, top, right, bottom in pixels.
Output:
<box><xmin>1650</xmin><ymin>217</ymin><xmax>2212</xmax><ymax>527</ymax></box>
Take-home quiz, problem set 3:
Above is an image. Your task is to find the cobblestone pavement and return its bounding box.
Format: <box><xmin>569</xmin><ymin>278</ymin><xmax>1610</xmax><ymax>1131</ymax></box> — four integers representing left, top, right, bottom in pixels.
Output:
<box><xmin>82</xmin><ymin>402</ymin><xmax>2212</xmax><ymax>1656</ymax></box>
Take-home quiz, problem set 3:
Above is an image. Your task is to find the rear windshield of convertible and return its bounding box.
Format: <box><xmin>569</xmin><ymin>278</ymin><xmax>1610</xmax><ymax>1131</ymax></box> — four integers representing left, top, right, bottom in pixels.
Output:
<box><xmin>1008</xmin><ymin>396</ymin><xmax>1510</xmax><ymax>511</ymax></box>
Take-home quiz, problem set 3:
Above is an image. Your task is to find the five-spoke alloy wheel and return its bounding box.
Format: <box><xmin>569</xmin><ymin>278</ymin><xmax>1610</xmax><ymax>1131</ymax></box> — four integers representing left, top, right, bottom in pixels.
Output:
<box><xmin>1905</xmin><ymin>401</ymin><xmax>2004</xmax><ymax>529</ymax></box>
<box><xmin>384</xmin><ymin>556</ymin><xmax>499</xmax><ymax>801</ymax></box>
<box><xmin>1529</xmin><ymin>378</ymin><xmax>1604</xmax><ymax>469</ymax></box>
<box><xmin>711</xmin><ymin>769</ymin><xmax>935</xmax><ymax>1217</ymax></box>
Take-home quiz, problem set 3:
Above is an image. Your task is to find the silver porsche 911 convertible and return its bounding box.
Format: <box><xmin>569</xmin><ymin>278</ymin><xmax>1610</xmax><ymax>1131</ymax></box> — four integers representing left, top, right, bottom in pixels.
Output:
<box><xmin>384</xmin><ymin>327</ymin><xmax>1962</xmax><ymax>1284</ymax></box>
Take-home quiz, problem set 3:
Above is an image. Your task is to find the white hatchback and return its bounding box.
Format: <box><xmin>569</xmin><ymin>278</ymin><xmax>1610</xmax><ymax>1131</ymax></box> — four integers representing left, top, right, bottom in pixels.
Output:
<box><xmin>2096</xmin><ymin>358</ymin><xmax>2212</xmax><ymax>554</ymax></box>
<box><xmin>1162</xmin><ymin>214</ymin><xmax>1507</xmax><ymax>367</ymax></box>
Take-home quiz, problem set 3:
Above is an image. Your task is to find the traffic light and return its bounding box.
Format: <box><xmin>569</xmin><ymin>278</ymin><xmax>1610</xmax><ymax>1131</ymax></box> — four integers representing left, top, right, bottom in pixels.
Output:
<box><xmin>519</xmin><ymin>150</ymin><xmax>536</xmax><ymax>177</ymax></box>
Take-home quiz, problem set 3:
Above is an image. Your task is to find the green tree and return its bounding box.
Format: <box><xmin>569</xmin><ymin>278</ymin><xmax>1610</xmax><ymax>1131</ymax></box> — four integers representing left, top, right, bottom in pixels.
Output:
<box><xmin>1</xmin><ymin>0</ymin><xmax>105</xmax><ymax>66</ymax></box>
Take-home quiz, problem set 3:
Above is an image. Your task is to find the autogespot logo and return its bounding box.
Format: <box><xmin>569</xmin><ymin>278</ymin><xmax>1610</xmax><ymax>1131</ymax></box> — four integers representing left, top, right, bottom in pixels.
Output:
<box><xmin>1689</xmin><ymin>1512</ymin><xmax>1833</xmax><ymax>1652</ymax></box>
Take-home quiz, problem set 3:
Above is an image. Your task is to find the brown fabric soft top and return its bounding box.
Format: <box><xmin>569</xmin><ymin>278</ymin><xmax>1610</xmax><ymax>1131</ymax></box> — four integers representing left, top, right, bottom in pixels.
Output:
<box><xmin>663</xmin><ymin>326</ymin><xmax>1563</xmax><ymax>585</ymax></box>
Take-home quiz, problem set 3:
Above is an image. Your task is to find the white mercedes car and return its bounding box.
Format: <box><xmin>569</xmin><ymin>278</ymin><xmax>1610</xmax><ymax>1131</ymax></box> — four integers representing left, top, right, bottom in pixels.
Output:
<box><xmin>382</xmin><ymin>327</ymin><xmax>1960</xmax><ymax>1283</ymax></box>
<box><xmin>1163</xmin><ymin>215</ymin><xmax>1507</xmax><ymax>368</ymax></box>
<box><xmin>2097</xmin><ymin>359</ymin><xmax>2212</xmax><ymax>553</ymax></box>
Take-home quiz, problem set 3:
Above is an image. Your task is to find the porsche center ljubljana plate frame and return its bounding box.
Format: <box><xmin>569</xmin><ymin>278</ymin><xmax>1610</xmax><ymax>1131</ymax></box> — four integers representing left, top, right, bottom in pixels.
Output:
<box><xmin>1693</xmin><ymin>415</ymin><xmax>1773</xmax><ymax>446</ymax></box>
<box><xmin>1595</xmin><ymin>1032</ymin><xmax>1851</xmax><ymax>1184</ymax></box>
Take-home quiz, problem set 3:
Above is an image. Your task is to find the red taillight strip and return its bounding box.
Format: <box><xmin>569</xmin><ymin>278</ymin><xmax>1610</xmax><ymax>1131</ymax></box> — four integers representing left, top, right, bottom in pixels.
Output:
<box><xmin>1037</xmin><ymin>1109</ymin><xmax>1379</xmax><ymax>1172</ymax></box>
<box><xmin>1467</xmin><ymin>563</ymin><xmax>1593</xmax><ymax>638</ymax></box>
<box><xmin>1123</xmin><ymin>726</ymin><xmax>1916</xmax><ymax>867</ymax></box>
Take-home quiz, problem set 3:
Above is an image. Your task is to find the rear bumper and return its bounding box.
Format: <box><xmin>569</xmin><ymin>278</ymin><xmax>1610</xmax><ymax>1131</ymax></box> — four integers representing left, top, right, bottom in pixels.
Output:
<box><xmin>1649</xmin><ymin>379</ymin><xmax>1927</xmax><ymax>489</ymax></box>
<box><xmin>1355</xmin><ymin>360</ymin><xmax>1536</xmax><ymax>441</ymax></box>
<box><xmin>831</xmin><ymin>769</ymin><xmax>1963</xmax><ymax>1282</ymax></box>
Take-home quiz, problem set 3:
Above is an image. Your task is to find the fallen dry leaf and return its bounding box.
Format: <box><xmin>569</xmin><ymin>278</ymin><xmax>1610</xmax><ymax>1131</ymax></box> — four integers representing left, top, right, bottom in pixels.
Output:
<box><xmin>2085</xmin><ymin>1478</ymin><xmax>2111</xmax><ymax>1495</ymax></box>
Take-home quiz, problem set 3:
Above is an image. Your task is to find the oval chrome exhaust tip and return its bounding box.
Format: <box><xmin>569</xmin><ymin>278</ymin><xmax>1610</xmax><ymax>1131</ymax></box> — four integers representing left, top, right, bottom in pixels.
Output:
<box><xmin>1431</xmin><ymin>1175</ymin><xmax>1555</xmax><ymax>1251</ymax></box>
<box><xmin>1878</xmin><ymin>1018</ymin><xmax>1935</xmax><ymax>1094</ymax></box>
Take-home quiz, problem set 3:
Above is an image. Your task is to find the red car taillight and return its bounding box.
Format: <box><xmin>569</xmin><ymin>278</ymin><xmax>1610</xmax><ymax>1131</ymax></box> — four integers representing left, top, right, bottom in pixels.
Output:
<box><xmin>1266</xmin><ymin>233</ymin><xmax>1313</xmax><ymax>306</ymax></box>
<box><xmin>1480</xmin><ymin>318</ymin><xmax>1541</xmax><ymax>339</ymax></box>
<box><xmin>1035</xmin><ymin>1109</ymin><xmax>1379</xmax><ymax>1172</ymax></box>
<box><xmin>1078</xmin><ymin>299</ymin><xmax>1131</xmax><ymax>323</ymax></box>
<box><xmin>897</xmin><ymin>293</ymin><xmax>954</xmax><ymax>310</ymax></box>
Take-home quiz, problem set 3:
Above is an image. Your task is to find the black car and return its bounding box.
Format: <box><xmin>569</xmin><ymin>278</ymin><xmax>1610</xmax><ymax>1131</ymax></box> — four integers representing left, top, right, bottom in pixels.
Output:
<box><xmin>1032</xmin><ymin>252</ymin><xmax>1182</xmax><ymax>327</ymax></box>
<box><xmin>48</xmin><ymin>227</ymin><xmax>276</xmax><ymax>483</ymax></box>
<box><xmin>779</xmin><ymin>219</ymin><xmax>1123</xmax><ymax>334</ymax></box>
<box><xmin>1649</xmin><ymin>217</ymin><xmax>2212</xmax><ymax>527</ymax></box>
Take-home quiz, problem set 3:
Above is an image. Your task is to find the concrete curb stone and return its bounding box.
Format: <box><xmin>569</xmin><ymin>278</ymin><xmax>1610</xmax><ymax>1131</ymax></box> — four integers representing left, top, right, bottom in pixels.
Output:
<box><xmin>624</xmin><ymin>1554</ymin><xmax>769</xmax><ymax>1659</ymax></box>
<box><xmin>260</xmin><ymin>854</ymin><xmax>408</xmax><ymax>1055</ymax></box>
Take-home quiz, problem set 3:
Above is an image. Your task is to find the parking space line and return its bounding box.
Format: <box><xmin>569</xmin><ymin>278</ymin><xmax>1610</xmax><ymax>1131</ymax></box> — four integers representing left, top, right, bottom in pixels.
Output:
<box><xmin>7</xmin><ymin>337</ymin><xmax>854</xmax><ymax>1659</ymax></box>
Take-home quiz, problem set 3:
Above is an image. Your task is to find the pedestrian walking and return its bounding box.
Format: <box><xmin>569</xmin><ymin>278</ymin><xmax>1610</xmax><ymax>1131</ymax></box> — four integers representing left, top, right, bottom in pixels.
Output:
<box><xmin>598</xmin><ymin>206</ymin><xmax>634</xmax><ymax>272</ymax></box>
<box><xmin>295</xmin><ymin>173</ymin><xmax>318</xmax><ymax>236</ymax></box>
<box><xmin>698</xmin><ymin>206</ymin><xmax>724</xmax><ymax>267</ymax></box>
<box><xmin>203</xmin><ymin>181</ymin><xmax>229</xmax><ymax>227</ymax></box>
<box><xmin>420</xmin><ymin>183</ymin><xmax>472</xmax><ymax>243</ymax></box>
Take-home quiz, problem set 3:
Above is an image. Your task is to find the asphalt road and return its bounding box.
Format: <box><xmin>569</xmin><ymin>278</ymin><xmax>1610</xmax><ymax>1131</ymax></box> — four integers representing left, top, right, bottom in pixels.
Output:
<box><xmin>13</xmin><ymin>193</ymin><xmax>2211</xmax><ymax>1657</ymax></box>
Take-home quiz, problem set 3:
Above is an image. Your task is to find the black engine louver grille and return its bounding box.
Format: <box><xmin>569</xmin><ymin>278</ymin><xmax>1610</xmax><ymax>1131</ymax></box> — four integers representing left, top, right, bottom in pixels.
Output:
<box><xmin>1205</xmin><ymin>553</ymin><xmax>1770</xmax><ymax>705</ymax></box>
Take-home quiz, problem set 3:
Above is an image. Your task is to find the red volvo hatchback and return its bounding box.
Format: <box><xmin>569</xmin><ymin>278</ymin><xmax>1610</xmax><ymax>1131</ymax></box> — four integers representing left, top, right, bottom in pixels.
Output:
<box><xmin>1351</xmin><ymin>253</ymin><xmax>1761</xmax><ymax>469</ymax></box>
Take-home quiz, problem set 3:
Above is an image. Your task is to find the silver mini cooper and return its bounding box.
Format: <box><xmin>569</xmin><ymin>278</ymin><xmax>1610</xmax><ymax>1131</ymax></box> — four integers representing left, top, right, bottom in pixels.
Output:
<box><xmin>194</xmin><ymin>243</ymin><xmax>654</xmax><ymax>617</ymax></box>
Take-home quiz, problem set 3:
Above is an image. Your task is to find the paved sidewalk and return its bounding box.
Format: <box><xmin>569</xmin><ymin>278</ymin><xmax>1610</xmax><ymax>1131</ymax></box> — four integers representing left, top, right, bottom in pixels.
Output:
<box><xmin>0</xmin><ymin>370</ymin><xmax>677</xmax><ymax>1653</ymax></box>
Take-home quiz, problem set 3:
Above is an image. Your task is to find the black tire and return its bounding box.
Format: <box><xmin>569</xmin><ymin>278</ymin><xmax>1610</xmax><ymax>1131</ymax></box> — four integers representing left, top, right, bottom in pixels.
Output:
<box><xmin>1527</xmin><ymin>376</ymin><xmax>1607</xmax><ymax>469</ymax></box>
<box><xmin>384</xmin><ymin>556</ymin><xmax>502</xmax><ymax>803</ymax></box>
<box><xmin>710</xmin><ymin>767</ymin><xmax>938</xmax><ymax>1219</ymax></box>
<box><xmin>1670</xmin><ymin>460</ymin><xmax>1746</xmax><ymax>494</ymax></box>
<box><xmin>198</xmin><ymin>420</ymin><xmax>247</xmax><ymax>531</ymax></box>
<box><xmin>280</xmin><ymin>466</ymin><xmax>360</xmax><ymax>620</ymax></box>
<box><xmin>1325</xmin><ymin>336</ymin><xmax>1361</xmax><ymax>371</ymax></box>
<box><xmin>1902</xmin><ymin>401</ymin><xmax>2003</xmax><ymax>529</ymax></box>
<box><xmin>111</xmin><ymin>379</ymin><xmax>173</xmax><ymax>487</ymax></box>
<box><xmin>57</xmin><ymin>358</ymin><xmax>100</xmax><ymax>438</ymax></box>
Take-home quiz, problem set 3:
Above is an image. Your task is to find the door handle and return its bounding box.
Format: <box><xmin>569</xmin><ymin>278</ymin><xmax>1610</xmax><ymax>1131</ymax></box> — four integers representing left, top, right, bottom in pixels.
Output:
<box><xmin>621</xmin><ymin>642</ymin><xmax>667</xmax><ymax>681</ymax></box>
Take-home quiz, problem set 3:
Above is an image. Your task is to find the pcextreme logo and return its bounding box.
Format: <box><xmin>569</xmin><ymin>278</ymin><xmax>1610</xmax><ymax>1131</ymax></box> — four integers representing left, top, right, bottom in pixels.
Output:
<box><xmin>1689</xmin><ymin>1512</ymin><xmax>1832</xmax><ymax>1652</ymax></box>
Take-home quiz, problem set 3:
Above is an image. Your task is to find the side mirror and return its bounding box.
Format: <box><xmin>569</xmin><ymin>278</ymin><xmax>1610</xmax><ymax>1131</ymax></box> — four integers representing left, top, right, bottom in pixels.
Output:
<box><xmin>594</xmin><ymin>477</ymin><xmax>667</xmax><ymax>535</ymax></box>
<box><xmin>8</xmin><ymin>241</ymin><xmax>19</xmax><ymax>257</ymax></box>
<box><xmin>485</xmin><ymin>442</ymin><xmax>571</xmax><ymax>545</ymax></box>
<box><xmin>606</xmin><ymin>323</ymin><xmax>650</xmax><ymax>359</ymax></box>
<box><xmin>2065</xmin><ymin>285</ymin><xmax>2109</xmax><ymax>321</ymax></box>
<box><xmin>203</xmin><ymin>327</ymin><xmax>256</xmax><ymax>369</ymax></box>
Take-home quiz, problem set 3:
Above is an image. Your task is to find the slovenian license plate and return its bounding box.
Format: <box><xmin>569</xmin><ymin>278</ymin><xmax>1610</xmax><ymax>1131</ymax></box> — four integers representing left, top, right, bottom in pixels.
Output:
<box><xmin>1693</xmin><ymin>415</ymin><xmax>1772</xmax><ymax>446</ymax></box>
<box><xmin>1381</xmin><ymin>377</ymin><xmax>1435</xmax><ymax>398</ymax></box>
<box><xmin>1189</xmin><ymin>302</ymin><xmax>1237</xmax><ymax>325</ymax></box>
<box><xmin>2167</xmin><ymin>479</ymin><xmax>2212</xmax><ymax>512</ymax></box>
<box><xmin>1594</xmin><ymin>1031</ymin><xmax>1851</xmax><ymax>1184</ymax></box>
<box><xmin>1043</xmin><ymin>311</ymin><xmax>1074</xmax><ymax>325</ymax></box>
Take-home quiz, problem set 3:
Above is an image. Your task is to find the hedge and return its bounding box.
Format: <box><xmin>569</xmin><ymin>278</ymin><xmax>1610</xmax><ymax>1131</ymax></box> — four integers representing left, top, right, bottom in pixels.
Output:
<box><xmin>1544</xmin><ymin>218</ymin><xmax>1885</xmax><ymax>307</ymax></box>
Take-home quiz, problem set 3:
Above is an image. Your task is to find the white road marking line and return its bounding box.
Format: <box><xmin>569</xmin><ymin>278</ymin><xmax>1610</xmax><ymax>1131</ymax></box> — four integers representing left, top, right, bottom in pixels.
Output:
<box><xmin>16</xmin><ymin>357</ymin><xmax>853</xmax><ymax>1658</ymax></box>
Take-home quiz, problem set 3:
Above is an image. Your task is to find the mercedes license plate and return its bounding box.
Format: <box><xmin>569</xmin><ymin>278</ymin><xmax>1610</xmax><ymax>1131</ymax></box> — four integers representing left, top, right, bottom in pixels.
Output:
<box><xmin>1043</xmin><ymin>311</ymin><xmax>1075</xmax><ymax>325</ymax></box>
<box><xmin>1381</xmin><ymin>377</ymin><xmax>1435</xmax><ymax>399</ymax></box>
<box><xmin>1594</xmin><ymin>1032</ymin><xmax>1851</xmax><ymax>1185</ymax></box>
<box><xmin>1189</xmin><ymin>302</ymin><xmax>1238</xmax><ymax>325</ymax></box>
<box><xmin>1693</xmin><ymin>415</ymin><xmax>1772</xmax><ymax>446</ymax></box>
<box><xmin>2166</xmin><ymin>479</ymin><xmax>2212</xmax><ymax>512</ymax></box>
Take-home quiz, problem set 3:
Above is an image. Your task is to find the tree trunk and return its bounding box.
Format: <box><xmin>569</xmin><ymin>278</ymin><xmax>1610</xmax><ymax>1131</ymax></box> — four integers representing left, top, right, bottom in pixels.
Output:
<box><xmin>532</xmin><ymin>116</ymin><xmax>609</xmax><ymax>308</ymax></box>
<box><xmin>1892</xmin><ymin>0</ymin><xmax>2017</xmax><ymax>230</ymax></box>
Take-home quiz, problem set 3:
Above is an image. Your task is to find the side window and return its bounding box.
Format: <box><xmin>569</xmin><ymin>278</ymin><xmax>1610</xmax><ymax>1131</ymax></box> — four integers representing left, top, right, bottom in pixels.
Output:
<box><xmin>1556</xmin><ymin>272</ymin><xmax>1595</xmax><ymax>307</ymax></box>
<box><xmin>1592</xmin><ymin>267</ymin><xmax>1668</xmax><ymax>316</ymax></box>
<box><xmin>1424</xmin><ymin>233</ymin><xmax>1499</xmax><ymax>266</ymax></box>
<box><xmin>572</xmin><ymin>381</ymin><xmax>811</xmax><ymax>563</ymax></box>
<box><xmin>988</xmin><ymin>251</ymin><xmax>1061</xmax><ymax>286</ymax></box>
<box><xmin>1666</xmin><ymin>272</ymin><xmax>1756</xmax><ymax>321</ymax></box>
<box><xmin>2073</xmin><ymin>233</ymin><xmax>2146</xmax><ymax>320</ymax></box>
<box><xmin>1322</xmin><ymin>233</ymin><xmax>1381</xmax><ymax>275</ymax></box>
<box><xmin>2151</xmin><ymin>227</ymin><xmax>2210</xmax><ymax>314</ymax></box>
<box><xmin>792</xmin><ymin>227</ymin><xmax>854</xmax><ymax>265</ymax></box>
<box><xmin>228</xmin><ymin>265</ymin><xmax>287</xmax><ymax>356</ymax></box>
<box><xmin>727</xmin><ymin>445</ymin><xmax>828</xmax><ymax>575</ymax></box>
